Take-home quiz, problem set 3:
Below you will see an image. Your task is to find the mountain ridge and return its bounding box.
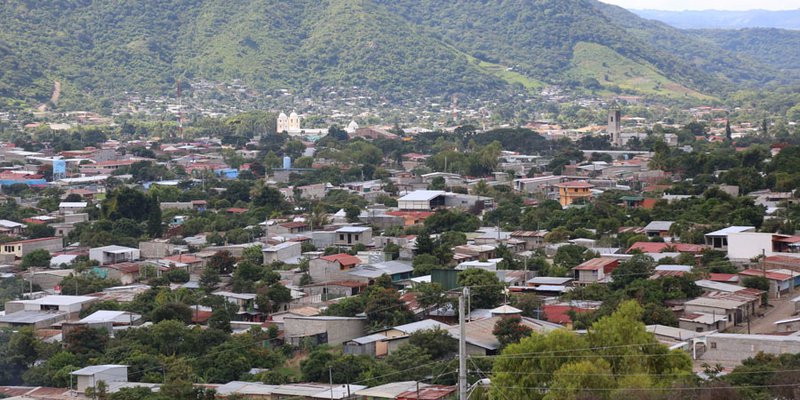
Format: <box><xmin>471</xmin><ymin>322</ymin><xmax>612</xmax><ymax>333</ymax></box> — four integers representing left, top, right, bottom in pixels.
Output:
<box><xmin>0</xmin><ymin>0</ymin><xmax>795</xmax><ymax>109</ymax></box>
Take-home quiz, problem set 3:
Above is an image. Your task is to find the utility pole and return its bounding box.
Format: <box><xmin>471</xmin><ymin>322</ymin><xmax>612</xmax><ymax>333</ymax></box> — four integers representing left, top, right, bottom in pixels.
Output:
<box><xmin>459</xmin><ymin>287</ymin><xmax>469</xmax><ymax>400</ymax></box>
<box><xmin>329</xmin><ymin>367</ymin><xmax>334</xmax><ymax>400</ymax></box>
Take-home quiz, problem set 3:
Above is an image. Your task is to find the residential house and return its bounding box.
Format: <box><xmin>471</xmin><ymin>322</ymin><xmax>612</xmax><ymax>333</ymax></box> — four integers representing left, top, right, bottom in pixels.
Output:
<box><xmin>344</xmin><ymin>319</ymin><xmax>449</xmax><ymax>357</ymax></box>
<box><xmin>347</xmin><ymin>261</ymin><xmax>413</xmax><ymax>284</ymax></box>
<box><xmin>573</xmin><ymin>257</ymin><xmax>619</xmax><ymax>286</ymax></box>
<box><xmin>509</xmin><ymin>231</ymin><xmax>548</xmax><ymax>250</ymax></box>
<box><xmin>58</xmin><ymin>201</ymin><xmax>88</xmax><ymax>214</ymax></box>
<box><xmin>70</xmin><ymin>365</ymin><xmax>128</xmax><ymax>394</ymax></box>
<box><xmin>262</xmin><ymin>241</ymin><xmax>303</xmax><ymax>264</ymax></box>
<box><xmin>555</xmin><ymin>181</ymin><xmax>594</xmax><ymax>207</ymax></box>
<box><xmin>283</xmin><ymin>316</ymin><xmax>366</xmax><ymax>346</ymax></box>
<box><xmin>643</xmin><ymin>221</ymin><xmax>674</xmax><ymax>238</ymax></box>
<box><xmin>0</xmin><ymin>237</ymin><xmax>63</xmax><ymax>258</ymax></box>
<box><xmin>0</xmin><ymin>295</ymin><xmax>98</xmax><ymax>328</ymax></box>
<box><xmin>705</xmin><ymin>226</ymin><xmax>756</xmax><ymax>250</ymax></box>
<box><xmin>0</xmin><ymin>219</ymin><xmax>25</xmax><ymax>235</ymax></box>
<box><xmin>446</xmin><ymin>316</ymin><xmax>562</xmax><ymax>356</ymax></box>
<box><xmin>308</xmin><ymin>253</ymin><xmax>361</xmax><ymax>283</ymax></box>
<box><xmin>98</xmin><ymin>262</ymin><xmax>142</xmax><ymax>285</ymax></box>
<box><xmin>739</xmin><ymin>269</ymin><xmax>796</xmax><ymax>298</ymax></box>
<box><xmin>89</xmin><ymin>245</ymin><xmax>140</xmax><ymax>265</ymax></box>
<box><xmin>334</xmin><ymin>226</ymin><xmax>373</xmax><ymax>247</ymax></box>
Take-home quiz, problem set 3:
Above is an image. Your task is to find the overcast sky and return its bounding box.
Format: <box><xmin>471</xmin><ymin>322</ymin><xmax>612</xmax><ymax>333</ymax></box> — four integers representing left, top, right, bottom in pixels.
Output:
<box><xmin>599</xmin><ymin>0</ymin><xmax>800</xmax><ymax>11</ymax></box>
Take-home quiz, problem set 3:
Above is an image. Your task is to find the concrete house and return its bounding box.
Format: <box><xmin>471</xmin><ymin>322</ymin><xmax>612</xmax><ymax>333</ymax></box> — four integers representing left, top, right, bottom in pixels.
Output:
<box><xmin>509</xmin><ymin>231</ymin><xmax>548</xmax><ymax>250</ymax></box>
<box><xmin>262</xmin><ymin>241</ymin><xmax>302</xmax><ymax>264</ymax></box>
<box><xmin>0</xmin><ymin>237</ymin><xmax>63</xmax><ymax>258</ymax></box>
<box><xmin>344</xmin><ymin>319</ymin><xmax>449</xmax><ymax>357</ymax></box>
<box><xmin>90</xmin><ymin>245</ymin><xmax>140</xmax><ymax>265</ymax></box>
<box><xmin>334</xmin><ymin>226</ymin><xmax>373</xmax><ymax>247</ymax></box>
<box><xmin>58</xmin><ymin>201</ymin><xmax>88</xmax><ymax>214</ymax></box>
<box><xmin>573</xmin><ymin>257</ymin><xmax>619</xmax><ymax>286</ymax></box>
<box><xmin>643</xmin><ymin>221</ymin><xmax>674</xmax><ymax>238</ymax></box>
<box><xmin>283</xmin><ymin>316</ymin><xmax>366</xmax><ymax>346</ymax></box>
<box><xmin>70</xmin><ymin>365</ymin><xmax>128</xmax><ymax>393</ymax></box>
<box><xmin>705</xmin><ymin>226</ymin><xmax>756</xmax><ymax>250</ymax></box>
<box><xmin>99</xmin><ymin>262</ymin><xmax>142</xmax><ymax>285</ymax></box>
<box><xmin>308</xmin><ymin>253</ymin><xmax>361</xmax><ymax>283</ymax></box>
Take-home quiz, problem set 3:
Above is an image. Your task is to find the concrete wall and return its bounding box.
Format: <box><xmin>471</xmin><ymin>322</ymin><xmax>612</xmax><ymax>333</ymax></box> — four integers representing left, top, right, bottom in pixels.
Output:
<box><xmin>284</xmin><ymin>317</ymin><xmax>366</xmax><ymax>346</ymax></box>
<box><xmin>76</xmin><ymin>367</ymin><xmax>128</xmax><ymax>393</ymax></box>
<box><xmin>700</xmin><ymin>334</ymin><xmax>800</xmax><ymax>366</ymax></box>
<box><xmin>139</xmin><ymin>241</ymin><xmax>178</xmax><ymax>259</ymax></box>
<box><xmin>728</xmin><ymin>232</ymin><xmax>774</xmax><ymax>262</ymax></box>
<box><xmin>263</xmin><ymin>242</ymin><xmax>302</xmax><ymax>264</ymax></box>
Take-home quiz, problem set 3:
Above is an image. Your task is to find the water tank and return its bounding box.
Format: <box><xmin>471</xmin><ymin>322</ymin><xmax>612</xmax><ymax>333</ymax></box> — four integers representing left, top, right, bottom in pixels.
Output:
<box><xmin>283</xmin><ymin>156</ymin><xmax>291</xmax><ymax>169</ymax></box>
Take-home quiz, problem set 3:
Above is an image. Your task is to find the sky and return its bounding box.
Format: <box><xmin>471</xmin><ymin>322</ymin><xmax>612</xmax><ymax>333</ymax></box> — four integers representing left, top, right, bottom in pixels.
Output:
<box><xmin>599</xmin><ymin>0</ymin><xmax>800</xmax><ymax>11</ymax></box>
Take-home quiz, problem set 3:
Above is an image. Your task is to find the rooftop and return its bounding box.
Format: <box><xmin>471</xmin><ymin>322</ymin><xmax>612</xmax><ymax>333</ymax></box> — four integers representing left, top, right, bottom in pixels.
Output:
<box><xmin>398</xmin><ymin>190</ymin><xmax>447</xmax><ymax>202</ymax></box>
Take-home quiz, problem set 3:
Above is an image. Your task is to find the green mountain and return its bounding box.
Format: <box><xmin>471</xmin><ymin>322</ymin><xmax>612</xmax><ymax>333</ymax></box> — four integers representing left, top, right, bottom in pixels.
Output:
<box><xmin>691</xmin><ymin>28</ymin><xmax>800</xmax><ymax>77</ymax></box>
<box><xmin>0</xmin><ymin>0</ymin><xmax>793</xmax><ymax>109</ymax></box>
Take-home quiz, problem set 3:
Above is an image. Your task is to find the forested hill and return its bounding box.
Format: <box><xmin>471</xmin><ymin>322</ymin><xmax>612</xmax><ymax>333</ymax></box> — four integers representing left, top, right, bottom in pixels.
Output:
<box><xmin>0</xmin><ymin>0</ymin><xmax>794</xmax><ymax>109</ymax></box>
<box><xmin>691</xmin><ymin>29</ymin><xmax>800</xmax><ymax>77</ymax></box>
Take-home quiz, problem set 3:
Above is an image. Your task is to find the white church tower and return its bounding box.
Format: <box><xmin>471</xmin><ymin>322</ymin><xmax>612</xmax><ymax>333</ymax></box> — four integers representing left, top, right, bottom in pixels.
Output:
<box><xmin>277</xmin><ymin>112</ymin><xmax>289</xmax><ymax>133</ymax></box>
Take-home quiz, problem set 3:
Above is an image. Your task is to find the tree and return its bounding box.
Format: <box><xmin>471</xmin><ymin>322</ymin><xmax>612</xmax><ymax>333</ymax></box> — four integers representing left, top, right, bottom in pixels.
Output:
<box><xmin>545</xmin><ymin>359</ymin><xmax>615</xmax><ymax>400</ymax></box>
<box><xmin>199</xmin><ymin>265</ymin><xmax>220</xmax><ymax>294</ymax></box>
<box><xmin>412</xmin><ymin>254</ymin><xmax>440</xmax><ymax>277</ymax></box>
<box><xmin>241</xmin><ymin>245</ymin><xmax>263</xmax><ymax>266</ymax></box>
<box><xmin>553</xmin><ymin>245</ymin><xmax>589</xmax><ymax>270</ymax></box>
<box><xmin>364</xmin><ymin>287</ymin><xmax>413</xmax><ymax>329</ymax></box>
<box><xmin>300</xmin><ymin>350</ymin><xmax>334</xmax><ymax>382</ymax></box>
<box><xmin>151</xmin><ymin>302</ymin><xmax>193</xmax><ymax>324</ymax></box>
<box><xmin>493</xmin><ymin>316</ymin><xmax>533</xmax><ymax>348</ymax></box>
<box><xmin>725</xmin><ymin>120</ymin><xmax>733</xmax><ymax>141</ymax></box>
<box><xmin>160</xmin><ymin>358</ymin><xmax>195</xmax><ymax>399</ymax></box>
<box><xmin>146</xmin><ymin>194</ymin><xmax>162</xmax><ymax>238</ymax></box>
<box><xmin>20</xmin><ymin>249</ymin><xmax>51</xmax><ymax>270</ymax></box>
<box><xmin>208</xmin><ymin>251</ymin><xmax>236</xmax><ymax>274</ymax></box>
<box><xmin>416</xmin><ymin>282</ymin><xmax>449</xmax><ymax>315</ymax></box>
<box><xmin>414</xmin><ymin>231</ymin><xmax>435</xmax><ymax>255</ymax></box>
<box><xmin>384</xmin><ymin>344</ymin><xmax>434</xmax><ymax>382</ymax></box>
<box><xmin>408</xmin><ymin>327</ymin><xmax>458</xmax><ymax>360</ymax></box>
<box><xmin>491</xmin><ymin>329</ymin><xmax>589</xmax><ymax>400</ymax></box>
<box><xmin>457</xmin><ymin>268</ymin><xmax>504</xmax><ymax>309</ymax></box>
<box><xmin>27</xmin><ymin>224</ymin><xmax>55</xmax><ymax>239</ymax></box>
<box><xmin>344</xmin><ymin>205</ymin><xmax>361</xmax><ymax>223</ymax></box>
<box><xmin>610</xmin><ymin>254</ymin><xmax>656</xmax><ymax>290</ymax></box>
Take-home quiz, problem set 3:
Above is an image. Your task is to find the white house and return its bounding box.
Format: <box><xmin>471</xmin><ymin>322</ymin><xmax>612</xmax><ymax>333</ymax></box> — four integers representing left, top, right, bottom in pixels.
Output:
<box><xmin>70</xmin><ymin>365</ymin><xmax>128</xmax><ymax>393</ymax></box>
<box><xmin>89</xmin><ymin>245</ymin><xmax>141</xmax><ymax>265</ymax></box>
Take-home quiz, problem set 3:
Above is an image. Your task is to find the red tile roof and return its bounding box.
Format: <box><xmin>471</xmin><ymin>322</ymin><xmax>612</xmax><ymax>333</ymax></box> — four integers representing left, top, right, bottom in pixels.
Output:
<box><xmin>102</xmin><ymin>262</ymin><xmax>140</xmax><ymax>274</ymax></box>
<box><xmin>319</xmin><ymin>253</ymin><xmax>361</xmax><ymax>266</ymax></box>
<box><xmin>627</xmin><ymin>242</ymin><xmax>706</xmax><ymax>254</ymax></box>
<box><xmin>740</xmin><ymin>269</ymin><xmax>794</xmax><ymax>281</ymax></box>
<box><xmin>163</xmin><ymin>254</ymin><xmax>202</xmax><ymax>264</ymax></box>
<box><xmin>709</xmin><ymin>273</ymin><xmax>739</xmax><ymax>283</ymax></box>
<box><xmin>542</xmin><ymin>305</ymin><xmax>592</xmax><ymax>325</ymax></box>
<box><xmin>574</xmin><ymin>257</ymin><xmax>619</xmax><ymax>272</ymax></box>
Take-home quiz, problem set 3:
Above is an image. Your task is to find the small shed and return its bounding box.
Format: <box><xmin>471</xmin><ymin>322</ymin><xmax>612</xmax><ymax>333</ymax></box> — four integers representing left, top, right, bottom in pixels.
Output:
<box><xmin>70</xmin><ymin>364</ymin><xmax>128</xmax><ymax>393</ymax></box>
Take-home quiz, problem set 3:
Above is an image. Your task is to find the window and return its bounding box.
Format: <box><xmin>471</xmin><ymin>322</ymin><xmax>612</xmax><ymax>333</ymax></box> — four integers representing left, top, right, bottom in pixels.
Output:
<box><xmin>339</xmin><ymin>234</ymin><xmax>345</xmax><ymax>241</ymax></box>
<box><xmin>354</xmin><ymin>235</ymin><xmax>359</xmax><ymax>241</ymax></box>
<box><xmin>3</xmin><ymin>245</ymin><xmax>12</xmax><ymax>253</ymax></box>
<box><xmin>696</xmin><ymin>327</ymin><xmax>703</xmax><ymax>332</ymax></box>
<box><xmin>710</xmin><ymin>342</ymin><xmax>717</xmax><ymax>349</ymax></box>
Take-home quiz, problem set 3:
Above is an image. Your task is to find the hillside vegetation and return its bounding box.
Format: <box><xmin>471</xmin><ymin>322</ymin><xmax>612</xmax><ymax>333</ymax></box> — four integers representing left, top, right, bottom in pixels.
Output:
<box><xmin>0</xmin><ymin>0</ymin><xmax>796</xmax><ymax>108</ymax></box>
